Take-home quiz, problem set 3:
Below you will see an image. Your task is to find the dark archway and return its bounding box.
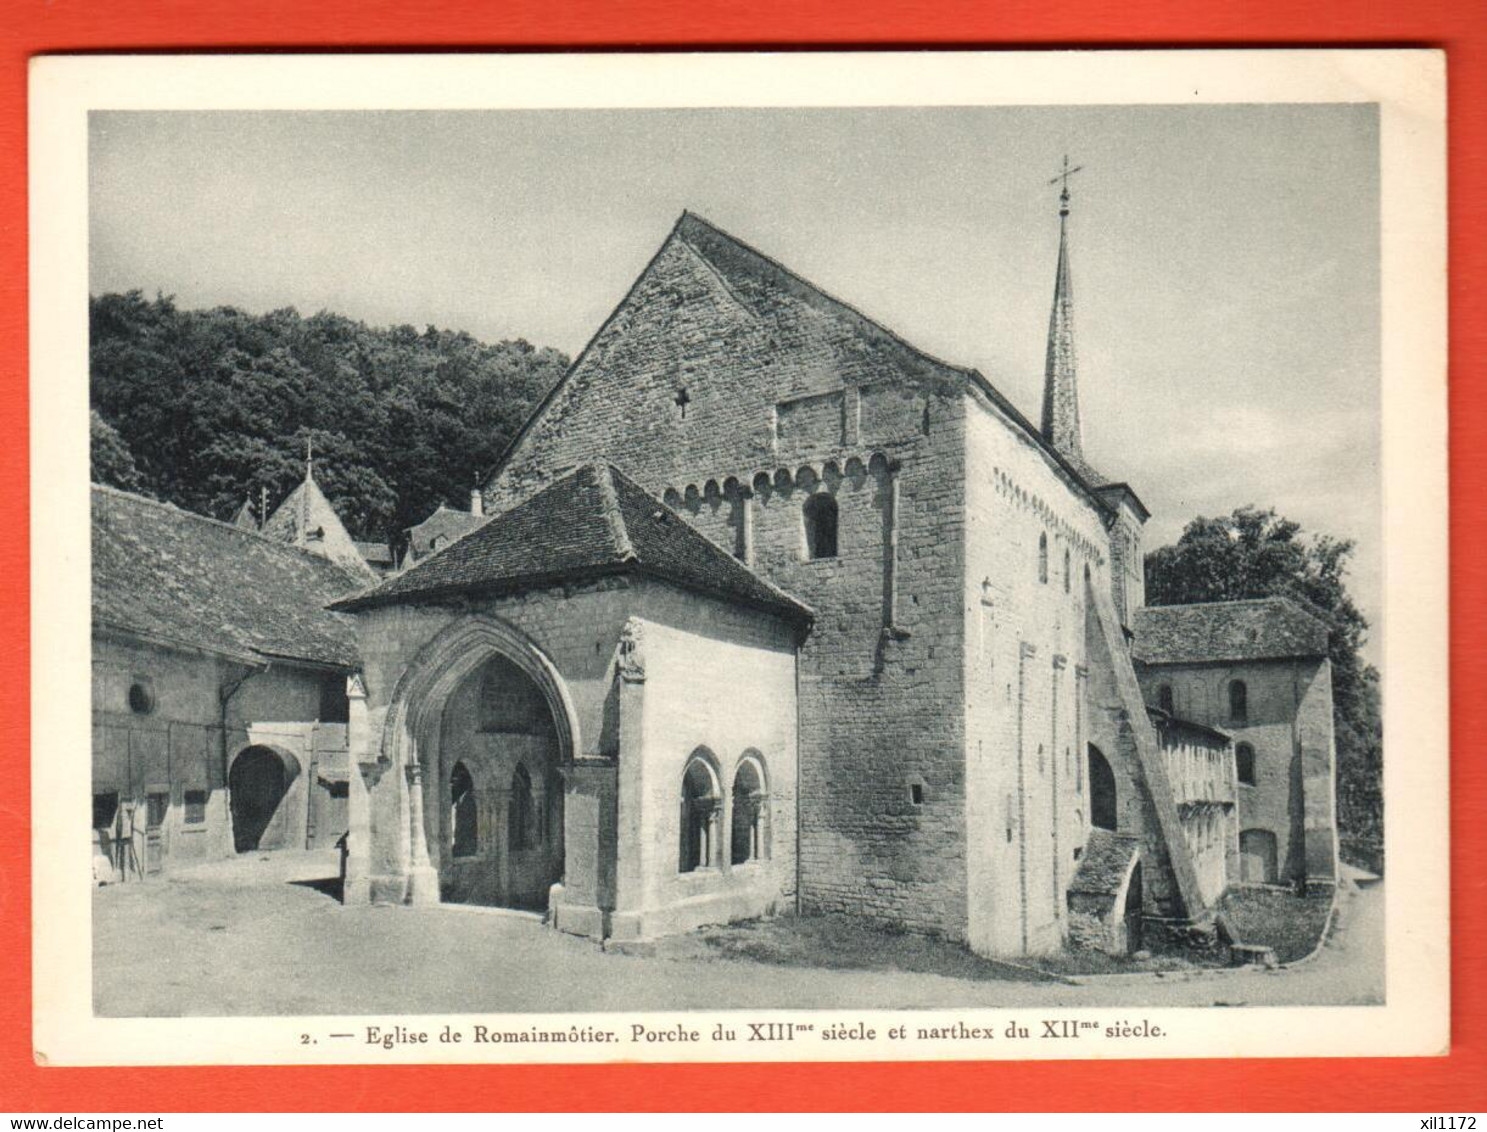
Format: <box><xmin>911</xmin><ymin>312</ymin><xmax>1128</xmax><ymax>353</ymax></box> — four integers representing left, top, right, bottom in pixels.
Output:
<box><xmin>230</xmin><ymin>746</ymin><xmax>290</xmax><ymax>853</ymax></box>
<box><xmin>1123</xmin><ymin>862</ymin><xmax>1144</xmax><ymax>953</ymax></box>
<box><xmin>1088</xmin><ymin>743</ymin><xmax>1117</xmax><ymax>832</ymax></box>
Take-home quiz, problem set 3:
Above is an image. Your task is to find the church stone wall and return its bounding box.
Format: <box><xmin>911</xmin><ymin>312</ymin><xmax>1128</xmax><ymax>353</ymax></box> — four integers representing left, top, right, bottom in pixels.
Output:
<box><xmin>1136</xmin><ymin>657</ymin><xmax>1337</xmax><ymax>888</ymax></box>
<box><xmin>962</xmin><ymin>390</ymin><xmax>1113</xmax><ymax>956</ymax></box>
<box><xmin>481</xmin><ymin>229</ymin><xmax>975</xmax><ymax>940</ymax></box>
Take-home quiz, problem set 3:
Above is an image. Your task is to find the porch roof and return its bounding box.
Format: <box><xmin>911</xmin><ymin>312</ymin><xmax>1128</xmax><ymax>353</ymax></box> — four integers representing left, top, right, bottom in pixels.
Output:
<box><xmin>331</xmin><ymin>463</ymin><xmax>813</xmax><ymax>625</ymax></box>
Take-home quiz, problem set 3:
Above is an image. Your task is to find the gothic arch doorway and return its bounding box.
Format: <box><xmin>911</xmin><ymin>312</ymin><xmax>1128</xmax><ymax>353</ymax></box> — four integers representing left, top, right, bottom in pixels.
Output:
<box><xmin>229</xmin><ymin>745</ymin><xmax>294</xmax><ymax>852</ymax></box>
<box><xmin>382</xmin><ymin>616</ymin><xmax>579</xmax><ymax>911</ymax></box>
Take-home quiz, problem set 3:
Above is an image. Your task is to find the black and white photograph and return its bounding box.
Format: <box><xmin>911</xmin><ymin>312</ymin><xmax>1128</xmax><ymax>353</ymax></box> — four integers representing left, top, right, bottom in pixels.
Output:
<box><xmin>31</xmin><ymin>51</ymin><xmax>1447</xmax><ymax>1065</ymax></box>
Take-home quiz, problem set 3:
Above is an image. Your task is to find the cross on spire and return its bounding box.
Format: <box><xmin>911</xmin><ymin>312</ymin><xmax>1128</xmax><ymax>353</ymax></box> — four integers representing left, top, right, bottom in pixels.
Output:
<box><xmin>1049</xmin><ymin>155</ymin><xmax>1084</xmax><ymax>216</ymax></box>
<box><xmin>305</xmin><ymin>435</ymin><xmax>315</xmax><ymax>478</ymax></box>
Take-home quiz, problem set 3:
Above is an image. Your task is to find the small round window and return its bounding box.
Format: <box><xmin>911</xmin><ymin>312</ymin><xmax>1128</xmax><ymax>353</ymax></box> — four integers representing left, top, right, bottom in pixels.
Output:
<box><xmin>127</xmin><ymin>679</ymin><xmax>156</xmax><ymax>715</ymax></box>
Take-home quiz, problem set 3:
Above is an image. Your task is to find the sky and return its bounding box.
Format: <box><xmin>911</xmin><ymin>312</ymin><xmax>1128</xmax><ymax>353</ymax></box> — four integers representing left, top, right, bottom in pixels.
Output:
<box><xmin>90</xmin><ymin>105</ymin><xmax>1381</xmax><ymax>659</ymax></box>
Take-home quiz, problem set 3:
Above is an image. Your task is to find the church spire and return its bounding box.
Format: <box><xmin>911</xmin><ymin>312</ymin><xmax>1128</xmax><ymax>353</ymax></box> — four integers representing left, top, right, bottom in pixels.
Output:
<box><xmin>1041</xmin><ymin>155</ymin><xmax>1084</xmax><ymax>462</ymax></box>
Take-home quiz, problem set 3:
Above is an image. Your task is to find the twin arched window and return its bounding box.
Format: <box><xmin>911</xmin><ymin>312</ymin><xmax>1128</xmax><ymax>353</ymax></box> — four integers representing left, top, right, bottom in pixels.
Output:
<box><xmin>731</xmin><ymin>758</ymin><xmax>767</xmax><ymax>866</ymax></box>
<box><xmin>679</xmin><ymin>757</ymin><xmax>721</xmax><ymax>872</ymax></box>
<box><xmin>803</xmin><ymin>493</ymin><xmax>838</xmax><ymax>560</ymax></box>
<box><xmin>679</xmin><ymin>751</ymin><xmax>769</xmax><ymax>873</ymax></box>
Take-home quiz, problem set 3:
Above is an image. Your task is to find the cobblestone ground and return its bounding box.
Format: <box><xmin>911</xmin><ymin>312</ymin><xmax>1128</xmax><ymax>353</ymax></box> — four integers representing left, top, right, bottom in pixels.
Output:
<box><xmin>94</xmin><ymin>851</ymin><xmax>1383</xmax><ymax>1017</ymax></box>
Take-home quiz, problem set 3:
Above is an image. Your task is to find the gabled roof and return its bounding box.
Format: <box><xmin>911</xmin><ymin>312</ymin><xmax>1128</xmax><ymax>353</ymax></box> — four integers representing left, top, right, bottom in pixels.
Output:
<box><xmin>261</xmin><ymin>471</ymin><xmax>376</xmax><ymax>580</ymax></box>
<box><xmin>92</xmin><ymin>484</ymin><xmax>362</xmax><ymax>669</ymax></box>
<box><xmin>1133</xmin><ymin>597</ymin><xmax>1331</xmax><ymax>666</ymax></box>
<box><xmin>333</xmin><ymin>463</ymin><xmax>812</xmax><ymax>624</ymax></box>
<box><xmin>230</xmin><ymin>499</ymin><xmax>258</xmax><ymax>531</ymax></box>
<box><xmin>483</xmin><ymin>211</ymin><xmax>1121</xmax><ymax>524</ymax></box>
<box><xmin>404</xmin><ymin>504</ymin><xmax>484</xmax><ymax>561</ymax></box>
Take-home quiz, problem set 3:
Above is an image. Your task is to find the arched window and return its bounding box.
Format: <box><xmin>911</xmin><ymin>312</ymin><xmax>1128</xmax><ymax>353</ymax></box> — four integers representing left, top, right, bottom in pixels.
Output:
<box><xmin>1063</xmin><ymin>548</ymin><xmax>1071</xmax><ymax>593</ymax></box>
<box><xmin>450</xmin><ymin>761</ymin><xmax>477</xmax><ymax>858</ymax></box>
<box><xmin>731</xmin><ymin>756</ymin><xmax>768</xmax><ymax>865</ymax></box>
<box><xmin>1157</xmin><ymin>683</ymin><xmax>1174</xmax><ymax>714</ymax></box>
<box><xmin>1038</xmin><ymin>532</ymin><xmax>1049</xmax><ymax>584</ymax></box>
<box><xmin>1228</xmin><ymin>679</ymin><xmax>1249</xmax><ymax>723</ymax></box>
<box><xmin>680</xmin><ymin>755</ymin><xmax>721</xmax><ymax>872</ymax></box>
<box><xmin>1236</xmin><ymin>742</ymin><xmax>1256</xmax><ymax>786</ymax></box>
<box><xmin>508</xmin><ymin>764</ymin><xmax>537</xmax><ymax>851</ymax></box>
<box><xmin>1088</xmin><ymin>744</ymin><xmax>1117</xmax><ymax>832</ymax></box>
<box><xmin>803</xmin><ymin>493</ymin><xmax>838</xmax><ymax>560</ymax></box>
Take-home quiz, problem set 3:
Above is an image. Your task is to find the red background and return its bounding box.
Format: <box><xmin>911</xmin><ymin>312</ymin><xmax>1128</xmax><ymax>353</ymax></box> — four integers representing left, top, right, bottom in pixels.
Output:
<box><xmin>2</xmin><ymin>1</ymin><xmax>1481</xmax><ymax>1113</ymax></box>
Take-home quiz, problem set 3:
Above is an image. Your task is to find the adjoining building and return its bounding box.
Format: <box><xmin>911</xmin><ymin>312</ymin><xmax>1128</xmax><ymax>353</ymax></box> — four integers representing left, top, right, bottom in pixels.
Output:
<box><xmin>1134</xmin><ymin>597</ymin><xmax>1338</xmax><ymax>892</ymax></box>
<box><xmin>91</xmin><ymin>485</ymin><xmax>363</xmax><ymax>881</ymax></box>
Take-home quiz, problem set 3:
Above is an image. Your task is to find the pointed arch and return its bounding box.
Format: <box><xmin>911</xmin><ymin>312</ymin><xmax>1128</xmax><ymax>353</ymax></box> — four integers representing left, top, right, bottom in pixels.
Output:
<box><xmin>381</xmin><ymin>614</ymin><xmax>581</xmax><ymax>777</ymax></box>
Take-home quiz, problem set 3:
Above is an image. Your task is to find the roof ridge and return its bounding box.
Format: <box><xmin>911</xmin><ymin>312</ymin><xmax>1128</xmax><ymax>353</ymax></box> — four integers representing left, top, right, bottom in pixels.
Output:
<box><xmin>91</xmin><ymin>483</ymin><xmax>362</xmax><ymax>581</ymax></box>
<box><xmin>605</xmin><ymin>464</ymin><xmax>812</xmax><ymax>617</ymax></box>
<box><xmin>675</xmin><ymin>211</ymin><xmax>979</xmax><ymax>382</ymax></box>
<box><xmin>594</xmin><ymin>464</ymin><xmax>637</xmax><ymax>561</ymax></box>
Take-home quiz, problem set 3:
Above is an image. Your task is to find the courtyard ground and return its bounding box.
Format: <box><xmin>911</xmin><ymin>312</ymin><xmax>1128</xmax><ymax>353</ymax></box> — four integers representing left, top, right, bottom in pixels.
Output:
<box><xmin>93</xmin><ymin>850</ymin><xmax>1384</xmax><ymax>1016</ymax></box>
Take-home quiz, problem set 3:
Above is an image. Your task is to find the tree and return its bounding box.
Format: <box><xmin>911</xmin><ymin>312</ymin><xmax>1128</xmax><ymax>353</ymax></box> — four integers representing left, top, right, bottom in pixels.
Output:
<box><xmin>1145</xmin><ymin>505</ymin><xmax>1383</xmax><ymax>870</ymax></box>
<box><xmin>88</xmin><ymin>291</ymin><xmax>569</xmax><ymax>544</ymax></box>
<box><xmin>90</xmin><ymin>409</ymin><xmax>146</xmax><ymax>493</ymax></box>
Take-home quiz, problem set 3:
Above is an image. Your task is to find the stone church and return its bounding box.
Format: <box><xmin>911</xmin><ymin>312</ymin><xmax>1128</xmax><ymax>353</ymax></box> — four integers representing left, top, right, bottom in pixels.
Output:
<box><xmin>92</xmin><ymin>185</ymin><xmax>1339</xmax><ymax>959</ymax></box>
<box><xmin>324</xmin><ymin>188</ymin><xmax>1340</xmax><ymax>959</ymax></box>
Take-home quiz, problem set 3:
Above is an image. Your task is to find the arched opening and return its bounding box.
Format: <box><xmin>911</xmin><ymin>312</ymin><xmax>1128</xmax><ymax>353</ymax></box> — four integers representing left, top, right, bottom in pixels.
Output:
<box><xmin>1088</xmin><ymin>744</ymin><xmax>1117</xmax><ymax>832</ymax></box>
<box><xmin>229</xmin><ymin>746</ymin><xmax>292</xmax><ymax>853</ymax></box>
<box><xmin>1236</xmin><ymin>742</ymin><xmax>1256</xmax><ymax>786</ymax></box>
<box><xmin>1062</xmin><ymin>547</ymin><xmax>1071</xmax><ymax>593</ymax></box>
<box><xmin>803</xmin><ymin>493</ymin><xmax>838</xmax><ymax>560</ymax></box>
<box><xmin>1228</xmin><ymin>679</ymin><xmax>1249</xmax><ymax>723</ymax></box>
<box><xmin>434</xmin><ymin>645</ymin><xmax>566</xmax><ymax>910</ymax></box>
<box><xmin>730</xmin><ymin>756</ymin><xmax>768</xmax><ymax>866</ymax></box>
<box><xmin>450</xmin><ymin>761</ymin><xmax>477</xmax><ymax>858</ymax></box>
<box><xmin>680</xmin><ymin>754</ymin><xmax>721</xmax><ymax>873</ymax></box>
<box><xmin>1038</xmin><ymin>532</ymin><xmax>1049</xmax><ymax>584</ymax></box>
<box><xmin>508</xmin><ymin>764</ymin><xmax>537</xmax><ymax>850</ymax></box>
<box><xmin>1122</xmin><ymin>862</ymin><xmax>1144</xmax><ymax>953</ymax></box>
<box><xmin>1157</xmin><ymin>683</ymin><xmax>1174</xmax><ymax>714</ymax></box>
<box><xmin>1240</xmin><ymin>828</ymin><xmax>1278</xmax><ymax>883</ymax></box>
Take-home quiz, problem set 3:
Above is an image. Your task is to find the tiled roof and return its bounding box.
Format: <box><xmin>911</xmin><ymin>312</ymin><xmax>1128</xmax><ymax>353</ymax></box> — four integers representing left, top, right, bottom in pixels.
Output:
<box><xmin>92</xmin><ymin>484</ymin><xmax>363</xmax><ymax>668</ymax></box>
<box><xmin>334</xmin><ymin>463</ymin><xmax>812</xmax><ymax>624</ymax></box>
<box><xmin>1069</xmin><ymin>829</ymin><xmax>1141</xmax><ymax>898</ymax></box>
<box><xmin>404</xmin><ymin>504</ymin><xmax>484</xmax><ymax>561</ymax></box>
<box><xmin>1133</xmin><ymin>597</ymin><xmax>1330</xmax><ymax>666</ymax></box>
